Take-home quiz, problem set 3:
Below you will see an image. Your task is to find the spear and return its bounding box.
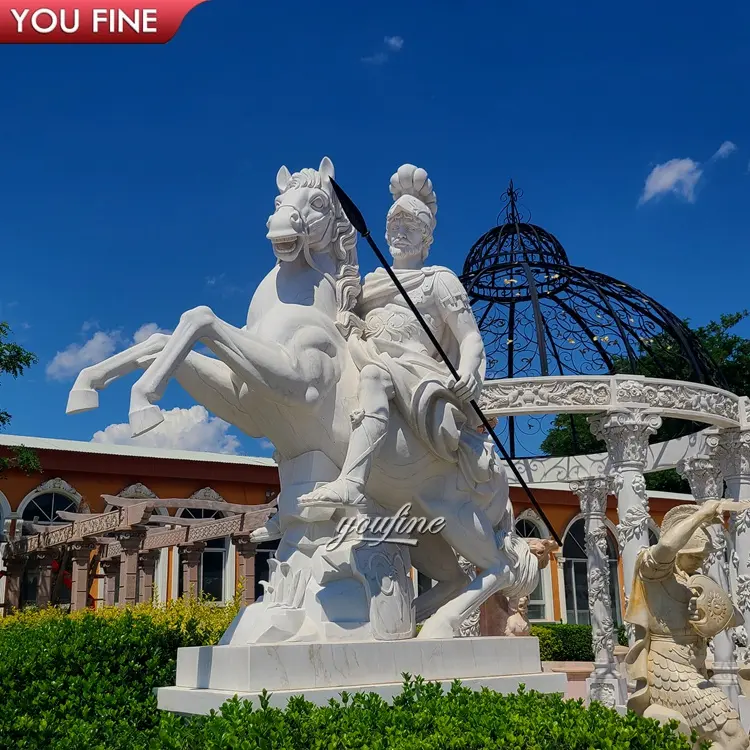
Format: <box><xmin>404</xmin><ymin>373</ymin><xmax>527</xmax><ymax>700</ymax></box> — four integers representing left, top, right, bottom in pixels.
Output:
<box><xmin>330</xmin><ymin>177</ymin><xmax>562</xmax><ymax>546</ymax></box>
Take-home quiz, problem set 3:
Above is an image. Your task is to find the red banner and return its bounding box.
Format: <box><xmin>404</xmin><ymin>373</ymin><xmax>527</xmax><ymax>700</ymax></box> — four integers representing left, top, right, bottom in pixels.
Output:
<box><xmin>0</xmin><ymin>0</ymin><xmax>208</xmax><ymax>43</ymax></box>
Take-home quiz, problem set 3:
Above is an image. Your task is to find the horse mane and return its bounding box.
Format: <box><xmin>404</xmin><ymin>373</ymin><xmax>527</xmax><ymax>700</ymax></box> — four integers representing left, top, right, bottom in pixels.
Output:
<box><xmin>284</xmin><ymin>168</ymin><xmax>363</xmax><ymax>339</ymax></box>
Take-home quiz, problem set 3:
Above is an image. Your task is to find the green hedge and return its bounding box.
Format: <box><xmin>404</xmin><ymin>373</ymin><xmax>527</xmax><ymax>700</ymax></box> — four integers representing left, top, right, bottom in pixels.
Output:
<box><xmin>0</xmin><ymin>604</ymin><xmax>698</xmax><ymax>750</ymax></box>
<box><xmin>532</xmin><ymin>623</ymin><xmax>629</xmax><ymax>662</ymax></box>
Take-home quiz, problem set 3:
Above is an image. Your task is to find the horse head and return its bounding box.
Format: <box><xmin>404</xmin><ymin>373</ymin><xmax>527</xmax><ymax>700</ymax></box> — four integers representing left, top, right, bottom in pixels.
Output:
<box><xmin>267</xmin><ymin>157</ymin><xmax>362</xmax><ymax>338</ymax></box>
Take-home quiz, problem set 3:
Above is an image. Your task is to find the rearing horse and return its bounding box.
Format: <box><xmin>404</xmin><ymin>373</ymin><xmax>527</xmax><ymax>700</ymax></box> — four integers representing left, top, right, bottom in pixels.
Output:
<box><xmin>66</xmin><ymin>157</ymin><xmax>545</xmax><ymax>638</ymax></box>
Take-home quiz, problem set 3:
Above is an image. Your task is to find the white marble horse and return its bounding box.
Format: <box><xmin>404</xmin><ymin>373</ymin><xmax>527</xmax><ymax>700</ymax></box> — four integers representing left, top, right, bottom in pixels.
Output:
<box><xmin>66</xmin><ymin>157</ymin><xmax>546</xmax><ymax>640</ymax></box>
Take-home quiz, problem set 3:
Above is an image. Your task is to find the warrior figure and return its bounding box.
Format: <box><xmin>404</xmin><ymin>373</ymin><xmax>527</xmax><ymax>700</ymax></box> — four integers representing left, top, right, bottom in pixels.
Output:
<box><xmin>625</xmin><ymin>501</ymin><xmax>749</xmax><ymax>750</ymax></box>
<box><xmin>299</xmin><ymin>163</ymin><xmax>494</xmax><ymax>509</ymax></box>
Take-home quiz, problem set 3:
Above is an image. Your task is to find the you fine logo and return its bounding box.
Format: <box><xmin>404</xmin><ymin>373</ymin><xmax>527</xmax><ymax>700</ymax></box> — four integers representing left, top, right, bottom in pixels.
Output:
<box><xmin>326</xmin><ymin>504</ymin><xmax>447</xmax><ymax>551</ymax></box>
<box><xmin>0</xmin><ymin>0</ymin><xmax>208</xmax><ymax>43</ymax></box>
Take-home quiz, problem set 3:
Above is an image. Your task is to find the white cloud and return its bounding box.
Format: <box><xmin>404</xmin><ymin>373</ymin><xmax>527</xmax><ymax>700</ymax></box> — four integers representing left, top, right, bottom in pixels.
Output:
<box><xmin>133</xmin><ymin>322</ymin><xmax>172</xmax><ymax>344</ymax></box>
<box><xmin>711</xmin><ymin>140</ymin><xmax>737</xmax><ymax>160</ymax></box>
<box><xmin>46</xmin><ymin>330</ymin><xmax>120</xmax><ymax>381</ymax></box>
<box><xmin>362</xmin><ymin>35</ymin><xmax>404</xmax><ymax>64</ymax></box>
<box><xmin>91</xmin><ymin>405</ymin><xmax>241</xmax><ymax>454</ymax></box>
<box><xmin>47</xmin><ymin>322</ymin><xmax>172</xmax><ymax>381</ymax></box>
<box><xmin>638</xmin><ymin>158</ymin><xmax>702</xmax><ymax>205</ymax></box>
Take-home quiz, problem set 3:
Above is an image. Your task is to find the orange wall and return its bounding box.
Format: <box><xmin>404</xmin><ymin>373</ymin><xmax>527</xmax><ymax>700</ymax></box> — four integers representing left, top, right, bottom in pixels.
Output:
<box><xmin>0</xmin><ymin>447</ymin><xmax>280</xmax><ymax>515</ymax></box>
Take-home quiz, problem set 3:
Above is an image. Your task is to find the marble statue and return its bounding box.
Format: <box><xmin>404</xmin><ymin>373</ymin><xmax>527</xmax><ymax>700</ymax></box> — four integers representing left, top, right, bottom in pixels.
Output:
<box><xmin>625</xmin><ymin>501</ymin><xmax>750</xmax><ymax>750</ymax></box>
<box><xmin>66</xmin><ymin>158</ymin><xmax>551</xmax><ymax>644</ymax></box>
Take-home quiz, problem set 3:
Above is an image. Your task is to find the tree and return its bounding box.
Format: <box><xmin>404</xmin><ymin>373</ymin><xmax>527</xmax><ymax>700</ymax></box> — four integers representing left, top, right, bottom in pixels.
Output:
<box><xmin>0</xmin><ymin>322</ymin><xmax>41</xmax><ymax>475</ymax></box>
<box><xmin>540</xmin><ymin>311</ymin><xmax>750</xmax><ymax>492</ymax></box>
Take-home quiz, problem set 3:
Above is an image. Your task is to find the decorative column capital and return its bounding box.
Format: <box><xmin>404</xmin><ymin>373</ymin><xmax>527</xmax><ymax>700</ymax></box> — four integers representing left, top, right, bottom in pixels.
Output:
<box><xmin>570</xmin><ymin>477</ymin><xmax>611</xmax><ymax>517</ymax></box>
<box><xmin>181</xmin><ymin>542</ymin><xmax>206</xmax><ymax>563</ymax></box>
<box><xmin>68</xmin><ymin>541</ymin><xmax>97</xmax><ymax>559</ymax></box>
<box><xmin>709</xmin><ymin>429</ymin><xmax>750</xmax><ymax>480</ymax></box>
<box><xmin>231</xmin><ymin>535</ymin><xmax>257</xmax><ymax>557</ymax></box>
<box><xmin>113</xmin><ymin>529</ymin><xmax>147</xmax><ymax>552</ymax></box>
<box><xmin>588</xmin><ymin>409</ymin><xmax>662</xmax><ymax>469</ymax></box>
<box><xmin>678</xmin><ymin>456</ymin><xmax>723</xmax><ymax>502</ymax></box>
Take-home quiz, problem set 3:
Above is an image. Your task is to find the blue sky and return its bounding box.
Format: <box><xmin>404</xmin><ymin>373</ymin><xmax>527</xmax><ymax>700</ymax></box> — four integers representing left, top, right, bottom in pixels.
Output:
<box><xmin>1</xmin><ymin>0</ymin><xmax>748</xmax><ymax>458</ymax></box>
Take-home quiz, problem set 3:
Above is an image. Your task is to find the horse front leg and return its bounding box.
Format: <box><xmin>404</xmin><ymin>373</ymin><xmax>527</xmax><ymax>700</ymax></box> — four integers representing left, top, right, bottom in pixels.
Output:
<box><xmin>128</xmin><ymin>305</ymin><xmax>332</xmax><ymax>437</ymax></box>
<box><xmin>67</xmin><ymin>334</ymin><xmax>172</xmax><ymax>414</ymax></box>
<box><xmin>67</xmin><ymin>333</ymin><xmax>261</xmax><ymax>438</ymax></box>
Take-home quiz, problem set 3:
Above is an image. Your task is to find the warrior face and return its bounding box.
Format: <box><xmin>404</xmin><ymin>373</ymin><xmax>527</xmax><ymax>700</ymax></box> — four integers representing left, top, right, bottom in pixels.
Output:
<box><xmin>676</xmin><ymin>529</ymin><xmax>712</xmax><ymax>574</ymax></box>
<box><xmin>385</xmin><ymin>194</ymin><xmax>434</xmax><ymax>263</ymax></box>
<box><xmin>386</xmin><ymin>213</ymin><xmax>425</xmax><ymax>260</ymax></box>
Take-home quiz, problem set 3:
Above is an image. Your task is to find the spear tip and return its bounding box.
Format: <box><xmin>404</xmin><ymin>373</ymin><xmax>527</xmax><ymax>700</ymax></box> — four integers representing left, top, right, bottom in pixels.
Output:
<box><xmin>330</xmin><ymin>177</ymin><xmax>369</xmax><ymax>236</ymax></box>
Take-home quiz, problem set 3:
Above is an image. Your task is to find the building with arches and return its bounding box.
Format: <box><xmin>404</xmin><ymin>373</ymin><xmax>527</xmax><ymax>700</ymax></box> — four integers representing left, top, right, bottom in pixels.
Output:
<box><xmin>0</xmin><ymin>431</ymin><xmax>693</xmax><ymax>625</ymax></box>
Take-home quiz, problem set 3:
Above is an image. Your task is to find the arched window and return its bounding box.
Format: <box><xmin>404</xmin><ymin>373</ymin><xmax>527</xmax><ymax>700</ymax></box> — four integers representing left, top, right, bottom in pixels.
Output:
<box><xmin>21</xmin><ymin>492</ymin><xmax>77</xmax><ymax>529</ymax></box>
<box><xmin>562</xmin><ymin>517</ymin><xmax>621</xmax><ymax>626</ymax></box>
<box><xmin>514</xmin><ymin>516</ymin><xmax>549</xmax><ymax>621</ymax></box>
<box><xmin>19</xmin><ymin>483</ymin><xmax>81</xmax><ymax>608</ymax></box>
<box><xmin>176</xmin><ymin>508</ymin><xmax>228</xmax><ymax>602</ymax></box>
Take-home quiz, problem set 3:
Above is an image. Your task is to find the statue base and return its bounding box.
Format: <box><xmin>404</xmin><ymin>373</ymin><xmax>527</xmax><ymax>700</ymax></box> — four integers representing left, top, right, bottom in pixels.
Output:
<box><xmin>157</xmin><ymin>637</ymin><xmax>567</xmax><ymax>715</ymax></box>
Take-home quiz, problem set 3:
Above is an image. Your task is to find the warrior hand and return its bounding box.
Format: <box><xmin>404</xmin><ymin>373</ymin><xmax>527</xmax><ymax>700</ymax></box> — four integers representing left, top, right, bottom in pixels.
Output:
<box><xmin>688</xmin><ymin>591</ymin><xmax>701</xmax><ymax>622</ymax></box>
<box><xmin>699</xmin><ymin>499</ymin><xmax>724</xmax><ymax>523</ymax></box>
<box><xmin>453</xmin><ymin>369</ymin><xmax>480</xmax><ymax>401</ymax></box>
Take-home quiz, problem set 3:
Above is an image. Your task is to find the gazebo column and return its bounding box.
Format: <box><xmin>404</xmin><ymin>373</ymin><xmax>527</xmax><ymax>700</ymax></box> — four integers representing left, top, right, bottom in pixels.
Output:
<box><xmin>712</xmin><ymin>429</ymin><xmax>750</xmax><ymax>654</ymax></box>
<box><xmin>116</xmin><ymin>532</ymin><xmax>146</xmax><ymax>606</ymax></box>
<box><xmin>589</xmin><ymin>409</ymin><xmax>661</xmax><ymax>643</ymax></box>
<box><xmin>138</xmin><ymin>550</ymin><xmax>159</xmax><ymax>604</ymax></box>
<box><xmin>69</xmin><ymin>542</ymin><xmax>96</xmax><ymax>611</ymax></box>
<box><xmin>571</xmin><ymin>477</ymin><xmax>627</xmax><ymax>709</ymax></box>
<box><xmin>2</xmin><ymin>557</ymin><xmax>24</xmax><ymax>613</ymax></box>
<box><xmin>34</xmin><ymin>552</ymin><xmax>56</xmax><ymax>609</ymax></box>
<box><xmin>232</xmin><ymin>536</ymin><xmax>256</xmax><ymax>606</ymax></box>
<box><xmin>100</xmin><ymin>558</ymin><xmax>120</xmax><ymax>606</ymax></box>
<box><xmin>181</xmin><ymin>543</ymin><xmax>205</xmax><ymax>599</ymax></box>
<box><xmin>678</xmin><ymin>456</ymin><xmax>741</xmax><ymax>707</ymax></box>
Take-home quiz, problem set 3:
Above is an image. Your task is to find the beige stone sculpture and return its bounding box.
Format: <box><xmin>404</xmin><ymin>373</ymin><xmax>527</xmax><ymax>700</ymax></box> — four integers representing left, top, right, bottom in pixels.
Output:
<box><xmin>625</xmin><ymin>501</ymin><xmax>749</xmax><ymax>750</ymax></box>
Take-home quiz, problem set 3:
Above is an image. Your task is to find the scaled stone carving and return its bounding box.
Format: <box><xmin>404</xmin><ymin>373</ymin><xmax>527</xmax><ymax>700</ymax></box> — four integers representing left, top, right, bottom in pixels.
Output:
<box><xmin>625</xmin><ymin>501</ymin><xmax>750</xmax><ymax>749</ymax></box>
<box><xmin>66</xmin><ymin>158</ymin><xmax>551</xmax><ymax>645</ymax></box>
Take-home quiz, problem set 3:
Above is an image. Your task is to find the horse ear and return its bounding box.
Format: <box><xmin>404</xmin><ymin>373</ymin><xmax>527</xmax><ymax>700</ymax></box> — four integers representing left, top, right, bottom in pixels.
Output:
<box><xmin>319</xmin><ymin>156</ymin><xmax>335</xmax><ymax>183</ymax></box>
<box><xmin>276</xmin><ymin>165</ymin><xmax>291</xmax><ymax>193</ymax></box>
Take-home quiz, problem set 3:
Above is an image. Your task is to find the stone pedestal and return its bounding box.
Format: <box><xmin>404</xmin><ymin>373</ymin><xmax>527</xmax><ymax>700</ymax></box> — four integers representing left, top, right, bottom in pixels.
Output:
<box><xmin>157</xmin><ymin>636</ymin><xmax>567</xmax><ymax>714</ymax></box>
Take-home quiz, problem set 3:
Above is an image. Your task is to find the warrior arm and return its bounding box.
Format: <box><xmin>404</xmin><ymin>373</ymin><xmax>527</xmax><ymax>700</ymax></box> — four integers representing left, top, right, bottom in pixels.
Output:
<box><xmin>650</xmin><ymin>501</ymin><xmax>721</xmax><ymax>565</ymax></box>
<box><xmin>435</xmin><ymin>271</ymin><xmax>486</xmax><ymax>399</ymax></box>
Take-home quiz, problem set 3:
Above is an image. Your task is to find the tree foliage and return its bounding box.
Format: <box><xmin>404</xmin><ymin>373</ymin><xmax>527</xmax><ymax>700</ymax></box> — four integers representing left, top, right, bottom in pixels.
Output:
<box><xmin>0</xmin><ymin>321</ymin><xmax>41</xmax><ymax>475</ymax></box>
<box><xmin>541</xmin><ymin>311</ymin><xmax>750</xmax><ymax>492</ymax></box>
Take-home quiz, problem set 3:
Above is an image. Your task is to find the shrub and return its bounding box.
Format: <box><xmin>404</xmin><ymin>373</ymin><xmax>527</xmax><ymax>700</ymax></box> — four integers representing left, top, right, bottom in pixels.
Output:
<box><xmin>532</xmin><ymin>622</ymin><xmax>629</xmax><ymax>661</ymax></box>
<box><xmin>153</xmin><ymin>679</ymin><xmax>701</xmax><ymax>750</ymax></box>
<box><xmin>0</xmin><ymin>595</ymin><xmax>239</xmax><ymax>749</ymax></box>
<box><xmin>0</xmin><ymin>602</ymin><xmax>696</xmax><ymax>749</ymax></box>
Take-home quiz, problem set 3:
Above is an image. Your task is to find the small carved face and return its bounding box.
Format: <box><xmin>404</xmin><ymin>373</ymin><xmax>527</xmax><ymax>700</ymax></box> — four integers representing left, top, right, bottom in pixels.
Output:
<box><xmin>266</xmin><ymin>157</ymin><xmax>336</xmax><ymax>262</ymax></box>
<box><xmin>527</xmin><ymin>538</ymin><xmax>557</xmax><ymax>570</ymax></box>
<box><xmin>386</xmin><ymin>213</ymin><xmax>425</xmax><ymax>260</ymax></box>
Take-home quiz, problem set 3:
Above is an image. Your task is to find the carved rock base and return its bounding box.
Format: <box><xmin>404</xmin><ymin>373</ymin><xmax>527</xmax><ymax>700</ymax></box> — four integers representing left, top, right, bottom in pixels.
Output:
<box><xmin>586</xmin><ymin>675</ymin><xmax>628</xmax><ymax>710</ymax></box>
<box><xmin>157</xmin><ymin>637</ymin><xmax>567</xmax><ymax>714</ymax></box>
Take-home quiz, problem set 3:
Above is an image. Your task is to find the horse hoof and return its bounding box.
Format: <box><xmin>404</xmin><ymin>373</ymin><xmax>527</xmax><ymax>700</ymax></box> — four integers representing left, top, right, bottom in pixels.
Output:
<box><xmin>66</xmin><ymin>388</ymin><xmax>99</xmax><ymax>414</ymax></box>
<box><xmin>417</xmin><ymin>615</ymin><xmax>455</xmax><ymax>640</ymax></box>
<box><xmin>129</xmin><ymin>405</ymin><xmax>164</xmax><ymax>437</ymax></box>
